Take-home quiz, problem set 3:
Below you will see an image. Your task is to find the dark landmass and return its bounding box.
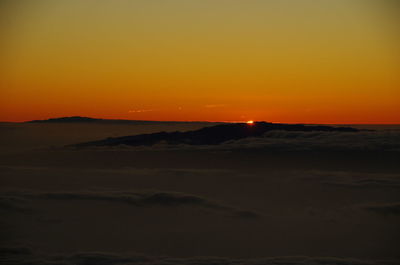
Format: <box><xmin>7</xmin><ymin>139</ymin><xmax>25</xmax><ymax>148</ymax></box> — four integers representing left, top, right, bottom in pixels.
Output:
<box><xmin>74</xmin><ymin>122</ymin><xmax>359</xmax><ymax>147</ymax></box>
<box><xmin>27</xmin><ymin>116</ymin><xmax>104</xmax><ymax>123</ymax></box>
<box><xmin>27</xmin><ymin>116</ymin><xmax>214</xmax><ymax>124</ymax></box>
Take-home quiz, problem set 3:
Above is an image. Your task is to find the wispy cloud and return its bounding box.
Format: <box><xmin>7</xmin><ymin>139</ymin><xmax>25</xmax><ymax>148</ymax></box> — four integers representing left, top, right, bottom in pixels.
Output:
<box><xmin>1</xmin><ymin>190</ymin><xmax>262</xmax><ymax>219</ymax></box>
<box><xmin>2</xmin><ymin>247</ymin><xmax>395</xmax><ymax>265</ymax></box>
<box><xmin>128</xmin><ymin>109</ymin><xmax>155</xmax><ymax>113</ymax></box>
<box><xmin>360</xmin><ymin>202</ymin><xmax>400</xmax><ymax>216</ymax></box>
<box><xmin>204</xmin><ymin>104</ymin><xmax>226</xmax><ymax>108</ymax></box>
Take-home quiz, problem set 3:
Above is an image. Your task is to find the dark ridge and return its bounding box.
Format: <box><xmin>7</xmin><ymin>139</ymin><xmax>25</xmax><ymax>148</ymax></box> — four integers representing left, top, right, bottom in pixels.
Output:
<box><xmin>27</xmin><ymin>116</ymin><xmax>105</xmax><ymax>123</ymax></box>
<box><xmin>73</xmin><ymin>121</ymin><xmax>359</xmax><ymax>147</ymax></box>
<box><xmin>26</xmin><ymin>116</ymin><xmax>213</xmax><ymax>125</ymax></box>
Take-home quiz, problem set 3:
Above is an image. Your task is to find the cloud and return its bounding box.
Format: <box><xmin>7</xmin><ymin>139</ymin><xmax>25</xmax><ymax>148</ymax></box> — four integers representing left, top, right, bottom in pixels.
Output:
<box><xmin>361</xmin><ymin>202</ymin><xmax>400</xmax><ymax>216</ymax></box>
<box><xmin>220</xmin><ymin>130</ymin><xmax>400</xmax><ymax>152</ymax></box>
<box><xmin>232</xmin><ymin>210</ymin><xmax>261</xmax><ymax>219</ymax></box>
<box><xmin>0</xmin><ymin>246</ymin><xmax>32</xmax><ymax>256</ymax></box>
<box><xmin>0</xmin><ymin>195</ymin><xmax>28</xmax><ymax>213</ymax></box>
<box><xmin>324</xmin><ymin>178</ymin><xmax>400</xmax><ymax>189</ymax></box>
<box><xmin>2</xmin><ymin>190</ymin><xmax>261</xmax><ymax>219</ymax></box>
<box><xmin>0</xmin><ymin>247</ymin><xmax>37</xmax><ymax>265</ymax></box>
<box><xmin>1</xmin><ymin>247</ymin><xmax>397</xmax><ymax>265</ymax></box>
<box><xmin>65</xmin><ymin>252</ymin><xmax>149</xmax><ymax>265</ymax></box>
<box><xmin>204</xmin><ymin>104</ymin><xmax>226</xmax><ymax>108</ymax></box>
<box><xmin>302</xmin><ymin>171</ymin><xmax>400</xmax><ymax>189</ymax></box>
<box><xmin>128</xmin><ymin>109</ymin><xmax>155</xmax><ymax>113</ymax></box>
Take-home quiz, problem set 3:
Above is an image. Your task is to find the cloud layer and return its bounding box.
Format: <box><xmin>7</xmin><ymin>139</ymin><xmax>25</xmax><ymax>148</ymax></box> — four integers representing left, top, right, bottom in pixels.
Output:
<box><xmin>303</xmin><ymin>171</ymin><xmax>400</xmax><ymax>189</ymax></box>
<box><xmin>73</xmin><ymin>130</ymin><xmax>400</xmax><ymax>153</ymax></box>
<box><xmin>1</xmin><ymin>246</ymin><xmax>398</xmax><ymax>265</ymax></box>
<box><xmin>0</xmin><ymin>190</ymin><xmax>261</xmax><ymax>219</ymax></box>
<box><xmin>221</xmin><ymin>130</ymin><xmax>400</xmax><ymax>151</ymax></box>
<box><xmin>0</xmin><ymin>195</ymin><xmax>27</xmax><ymax>213</ymax></box>
<box><xmin>361</xmin><ymin>202</ymin><xmax>400</xmax><ymax>216</ymax></box>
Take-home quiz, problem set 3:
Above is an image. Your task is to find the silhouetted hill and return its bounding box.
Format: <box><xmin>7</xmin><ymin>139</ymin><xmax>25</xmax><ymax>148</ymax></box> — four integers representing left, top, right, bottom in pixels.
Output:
<box><xmin>27</xmin><ymin>116</ymin><xmax>210</xmax><ymax>125</ymax></box>
<box><xmin>73</xmin><ymin>122</ymin><xmax>359</xmax><ymax>147</ymax></box>
<box><xmin>28</xmin><ymin>116</ymin><xmax>103</xmax><ymax>123</ymax></box>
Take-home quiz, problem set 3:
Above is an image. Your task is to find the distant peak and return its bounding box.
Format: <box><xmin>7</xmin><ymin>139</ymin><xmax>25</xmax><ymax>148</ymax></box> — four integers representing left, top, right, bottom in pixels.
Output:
<box><xmin>73</xmin><ymin>122</ymin><xmax>359</xmax><ymax>147</ymax></box>
<box><xmin>27</xmin><ymin>116</ymin><xmax>102</xmax><ymax>123</ymax></box>
<box><xmin>25</xmin><ymin>116</ymin><xmax>218</xmax><ymax>125</ymax></box>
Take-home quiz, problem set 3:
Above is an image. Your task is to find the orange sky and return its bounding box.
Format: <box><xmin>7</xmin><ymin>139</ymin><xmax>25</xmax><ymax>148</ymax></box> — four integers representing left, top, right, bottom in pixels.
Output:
<box><xmin>0</xmin><ymin>0</ymin><xmax>399</xmax><ymax>123</ymax></box>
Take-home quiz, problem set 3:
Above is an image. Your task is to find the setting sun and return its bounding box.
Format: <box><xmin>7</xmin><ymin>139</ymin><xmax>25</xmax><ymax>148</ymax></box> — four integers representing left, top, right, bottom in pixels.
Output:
<box><xmin>247</xmin><ymin>120</ymin><xmax>254</xmax><ymax>125</ymax></box>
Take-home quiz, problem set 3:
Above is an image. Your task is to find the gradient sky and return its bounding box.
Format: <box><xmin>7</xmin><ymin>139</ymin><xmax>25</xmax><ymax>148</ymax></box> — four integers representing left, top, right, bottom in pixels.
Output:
<box><xmin>0</xmin><ymin>0</ymin><xmax>399</xmax><ymax>123</ymax></box>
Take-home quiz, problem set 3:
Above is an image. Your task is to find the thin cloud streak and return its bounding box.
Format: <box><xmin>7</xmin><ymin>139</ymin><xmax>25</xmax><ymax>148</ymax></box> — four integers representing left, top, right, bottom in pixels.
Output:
<box><xmin>128</xmin><ymin>109</ymin><xmax>155</xmax><ymax>113</ymax></box>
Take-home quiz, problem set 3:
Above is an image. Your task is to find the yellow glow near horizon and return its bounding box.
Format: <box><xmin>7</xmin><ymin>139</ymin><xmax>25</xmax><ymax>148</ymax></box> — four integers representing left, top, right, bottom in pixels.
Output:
<box><xmin>247</xmin><ymin>120</ymin><xmax>254</xmax><ymax>125</ymax></box>
<box><xmin>0</xmin><ymin>0</ymin><xmax>399</xmax><ymax>123</ymax></box>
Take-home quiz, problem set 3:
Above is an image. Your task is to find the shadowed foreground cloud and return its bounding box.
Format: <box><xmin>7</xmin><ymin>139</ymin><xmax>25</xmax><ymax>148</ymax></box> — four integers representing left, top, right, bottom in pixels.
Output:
<box><xmin>323</xmin><ymin>178</ymin><xmax>400</xmax><ymax>189</ymax></box>
<box><xmin>361</xmin><ymin>202</ymin><xmax>400</xmax><ymax>216</ymax></box>
<box><xmin>302</xmin><ymin>171</ymin><xmax>400</xmax><ymax>189</ymax></box>
<box><xmin>1</xmin><ymin>246</ymin><xmax>398</xmax><ymax>265</ymax></box>
<box><xmin>221</xmin><ymin>130</ymin><xmax>400</xmax><ymax>151</ymax></box>
<box><xmin>0</xmin><ymin>190</ymin><xmax>261</xmax><ymax>219</ymax></box>
<box><xmin>0</xmin><ymin>195</ymin><xmax>28</xmax><ymax>213</ymax></box>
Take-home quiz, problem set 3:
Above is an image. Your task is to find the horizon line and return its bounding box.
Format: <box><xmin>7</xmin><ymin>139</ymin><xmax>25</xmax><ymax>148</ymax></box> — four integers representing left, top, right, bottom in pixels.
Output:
<box><xmin>0</xmin><ymin>116</ymin><xmax>399</xmax><ymax>125</ymax></box>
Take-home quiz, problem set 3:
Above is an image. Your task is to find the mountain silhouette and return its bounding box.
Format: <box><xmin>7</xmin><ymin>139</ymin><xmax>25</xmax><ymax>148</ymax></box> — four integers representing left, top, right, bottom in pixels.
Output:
<box><xmin>73</xmin><ymin>122</ymin><xmax>359</xmax><ymax>147</ymax></box>
<box><xmin>27</xmin><ymin>116</ymin><xmax>209</xmax><ymax>125</ymax></box>
<box><xmin>28</xmin><ymin>116</ymin><xmax>103</xmax><ymax>123</ymax></box>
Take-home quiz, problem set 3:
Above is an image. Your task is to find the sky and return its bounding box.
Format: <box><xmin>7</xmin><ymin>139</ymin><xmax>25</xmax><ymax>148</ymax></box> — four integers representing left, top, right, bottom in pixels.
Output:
<box><xmin>0</xmin><ymin>0</ymin><xmax>399</xmax><ymax>123</ymax></box>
